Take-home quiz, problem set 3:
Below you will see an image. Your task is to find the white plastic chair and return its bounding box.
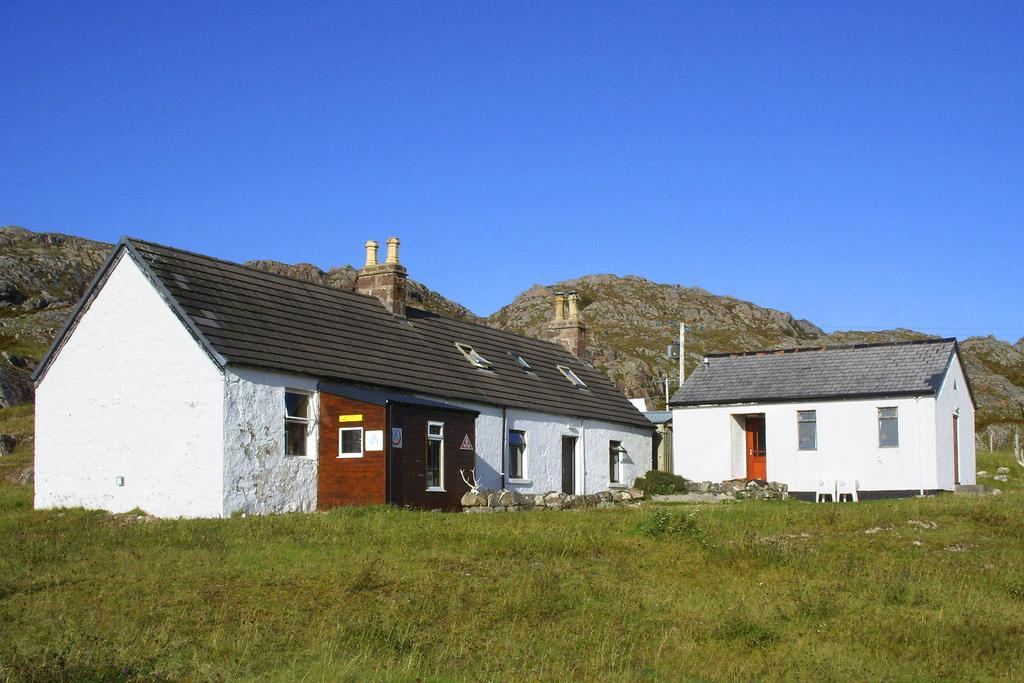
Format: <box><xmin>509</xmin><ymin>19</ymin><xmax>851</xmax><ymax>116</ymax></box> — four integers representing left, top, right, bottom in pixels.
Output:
<box><xmin>815</xmin><ymin>479</ymin><xmax>836</xmax><ymax>503</ymax></box>
<box><xmin>836</xmin><ymin>478</ymin><xmax>859</xmax><ymax>502</ymax></box>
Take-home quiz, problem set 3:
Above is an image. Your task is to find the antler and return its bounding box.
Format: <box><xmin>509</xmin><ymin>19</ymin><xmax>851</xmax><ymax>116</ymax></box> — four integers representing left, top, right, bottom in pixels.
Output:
<box><xmin>460</xmin><ymin>468</ymin><xmax>481</xmax><ymax>493</ymax></box>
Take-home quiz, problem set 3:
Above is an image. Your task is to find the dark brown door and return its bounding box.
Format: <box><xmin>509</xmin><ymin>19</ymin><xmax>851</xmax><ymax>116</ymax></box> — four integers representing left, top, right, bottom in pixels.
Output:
<box><xmin>561</xmin><ymin>436</ymin><xmax>576</xmax><ymax>494</ymax></box>
<box><xmin>953</xmin><ymin>415</ymin><xmax>960</xmax><ymax>485</ymax></box>
<box><xmin>745</xmin><ymin>415</ymin><xmax>767</xmax><ymax>480</ymax></box>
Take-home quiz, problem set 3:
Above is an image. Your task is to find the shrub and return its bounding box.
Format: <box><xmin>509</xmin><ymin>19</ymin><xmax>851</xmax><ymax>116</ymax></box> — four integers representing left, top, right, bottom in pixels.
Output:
<box><xmin>633</xmin><ymin>470</ymin><xmax>689</xmax><ymax>495</ymax></box>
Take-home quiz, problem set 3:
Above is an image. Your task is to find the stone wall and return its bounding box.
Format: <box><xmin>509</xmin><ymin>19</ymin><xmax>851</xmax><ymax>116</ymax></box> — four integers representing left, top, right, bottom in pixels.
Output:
<box><xmin>686</xmin><ymin>478</ymin><xmax>789</xmax><ymax>500</ymax></box>
<box><xmin>461</xmin><ymin>487</ymin><xmax>645</xmax><ymax>512</ymax></box>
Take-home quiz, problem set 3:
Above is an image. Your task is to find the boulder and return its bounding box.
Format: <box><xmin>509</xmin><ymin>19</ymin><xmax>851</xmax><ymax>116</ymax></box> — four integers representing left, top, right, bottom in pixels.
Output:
<box><xmin>0</xmin><ymin>367</ymin><xmax>33</xmax><ymax>408</ymax></box>
<box><xmin>0</xmin><ymin>434</ymin><xmax>15</xmax><ymax>457</ymax></box>
<box><xmin>7</xmin><ymin>465</ymin><xmax>33</xmax><ymax>485</ymax></box>
<box><xmin>498</xmin><ymin>491</ymin><xmax>517</xmax><ymax>507</ymax></box>
<box><xmin>996</xmin><ymin>466</ymin><xmax>1010</xmax><ymax>475</ymax></box>
<box><xmin>461</xmin><ymin>491</ymin><xmax>483</xmax><ymax>507</ymax></box>
<box><xmin>627</xmin><ymin>487</ymin><xmax>644</xmax><ymax>500</ymax></box>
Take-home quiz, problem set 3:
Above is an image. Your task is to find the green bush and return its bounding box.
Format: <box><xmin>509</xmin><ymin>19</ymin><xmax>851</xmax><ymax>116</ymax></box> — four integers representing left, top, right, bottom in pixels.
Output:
<box><xmin>633</xmin><ymin>470</ymin><xmax>689</xmax><ymax>495</ymax></box>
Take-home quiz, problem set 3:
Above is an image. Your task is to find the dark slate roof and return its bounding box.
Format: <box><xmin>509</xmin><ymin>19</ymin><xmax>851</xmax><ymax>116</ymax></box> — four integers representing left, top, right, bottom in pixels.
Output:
<box><xmin>670</xmin><ymin>338</ymin><xmax>967</xmax><ymax>407</ymax></box>
<box><xmin>36</xmin><ymin>238</ymin><xmax>650</xmax><ymax>428</ymax></box>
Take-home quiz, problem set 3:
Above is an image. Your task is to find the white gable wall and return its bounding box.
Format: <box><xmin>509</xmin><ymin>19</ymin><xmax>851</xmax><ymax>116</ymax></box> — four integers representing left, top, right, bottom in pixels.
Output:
<box><xmin>934</xmin><ymin>354</ymin><xmax>976</xmax><ymax>488</ymax></box>
<box><xmin>673</xmin><ymin>394</ymin><xmax>941</xmax><ymax>494</ymax></box>
<box><xmin>222</xmin><ymin>366</ymin><xmax>319</xmax><ymax>515</ymax></box>
<box><xmin>35</xmin><ymin>254</ymin><xmax>225</xmax><ymax>517</ymax></box>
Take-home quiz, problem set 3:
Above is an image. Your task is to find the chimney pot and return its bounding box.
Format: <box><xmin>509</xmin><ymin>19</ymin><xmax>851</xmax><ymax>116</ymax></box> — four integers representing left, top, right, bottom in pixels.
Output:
<box><xmin>567</xmin><ymin>291</ymin><xmax>579</xmax><ymax>320</ymax></box>
<box><xmin>554</xmin><ymin>291</ymin><xmax>566</xmax><ymax>321</ymax></box>
<box><xmin>385</xmin><ymin>236</ymin><xmax>400</xmax><ymax>264</ymax></box>
<box><xmin>364</xmin><ymin>240</ymin><xmax>379</xmax><ymax>267</ymax></box>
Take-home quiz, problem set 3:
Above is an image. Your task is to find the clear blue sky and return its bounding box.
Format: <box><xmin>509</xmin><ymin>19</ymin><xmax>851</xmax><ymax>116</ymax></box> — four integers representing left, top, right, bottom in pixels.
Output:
<box><xmin>2</xmin><ymin>1</ymin><xmax>1022</xmax><ymax>341</ymax></box>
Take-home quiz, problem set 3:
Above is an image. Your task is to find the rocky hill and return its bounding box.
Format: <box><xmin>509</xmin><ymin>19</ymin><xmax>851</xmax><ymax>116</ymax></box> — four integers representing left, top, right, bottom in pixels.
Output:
<box><xmin>1</xmin><ymin>225</ymin><xmax>1021</xmax><ymax>436</ymax></box>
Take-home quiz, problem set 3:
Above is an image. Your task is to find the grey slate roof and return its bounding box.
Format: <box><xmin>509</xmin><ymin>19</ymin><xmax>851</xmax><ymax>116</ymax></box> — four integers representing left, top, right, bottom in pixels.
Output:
<box><xmin>37</xmin><ymin>238</ymin><xmax>650</xmax><ymax>429</ymax></box>
<box><xmin>670</xmin><ymin>339</ymin><xmax>967</xmax><ymax>407</ymax></box>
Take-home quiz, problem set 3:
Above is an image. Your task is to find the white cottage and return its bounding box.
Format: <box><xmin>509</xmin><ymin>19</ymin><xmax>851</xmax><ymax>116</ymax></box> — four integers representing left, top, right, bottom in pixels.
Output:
<box><xmin>33</xmin><ymin>237</ymin><xmax>652</xmax><ymax>517</ymax></box>
<box><xmin>670</xmin><ymin>339</ymin><xmax>976</xmax><ymax>499</ymax></box>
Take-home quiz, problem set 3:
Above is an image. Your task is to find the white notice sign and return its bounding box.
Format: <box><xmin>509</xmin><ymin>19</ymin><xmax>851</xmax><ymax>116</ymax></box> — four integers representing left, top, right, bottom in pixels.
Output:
<box><xmin>365</xmin><ymin>430</ymin><xmax>384</xmax><ymax>452</ymax></box>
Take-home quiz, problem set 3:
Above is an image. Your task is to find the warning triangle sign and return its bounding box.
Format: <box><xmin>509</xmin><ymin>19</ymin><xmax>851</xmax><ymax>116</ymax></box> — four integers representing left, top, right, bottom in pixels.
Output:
<box><xmin>460</xmin><ymin>434</ymin><xmax>474</xmax><ymax>451</ymax></box>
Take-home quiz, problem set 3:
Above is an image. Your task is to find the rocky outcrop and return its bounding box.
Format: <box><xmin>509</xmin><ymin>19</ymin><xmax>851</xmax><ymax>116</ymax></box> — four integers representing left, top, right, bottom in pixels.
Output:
<box><xmin>461</xmin><ymin>488</ymin><xmax>645</xmax><ymax>512</ymax></box>
<box><xmin>0</xmin><ymin>367</ymin><xmax>32</xmax><ymax>408</ymax></box>
<box><xmin>0</xmin><ymin>225</ymin><xmax>1021</xmax><ymax>434</ymax></box>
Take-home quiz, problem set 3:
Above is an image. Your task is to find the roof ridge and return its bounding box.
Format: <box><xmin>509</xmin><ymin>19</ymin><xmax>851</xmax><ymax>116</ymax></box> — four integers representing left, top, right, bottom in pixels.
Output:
<box><xmin>407</xmin><ymin>305</ymin><xmax>582</xmax><ymax>359</ymax></box>
<box><xmin>704</xmin><ymin>337</ymin><xmax>956</xmax><ymax>359</ymax></box>
<box><xmin>123</xmin><ymin>236</ymin><xmax>388</xmax><ymax>307</ymax></box>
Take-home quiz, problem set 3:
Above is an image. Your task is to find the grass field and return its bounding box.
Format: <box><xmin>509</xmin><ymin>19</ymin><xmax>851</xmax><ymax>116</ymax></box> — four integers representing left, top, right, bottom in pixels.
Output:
<box><xmin>2</xmin><ymin>405</ymin><xmax>1024</xmax><ymax>681</ymax></box>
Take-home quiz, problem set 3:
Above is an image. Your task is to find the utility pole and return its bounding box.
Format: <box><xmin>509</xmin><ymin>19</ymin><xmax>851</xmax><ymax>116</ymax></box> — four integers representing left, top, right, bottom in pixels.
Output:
<box><xmin>679</xmin><ymin>322</ymin><xmax>685</xmax><ymax>388</ymax></box>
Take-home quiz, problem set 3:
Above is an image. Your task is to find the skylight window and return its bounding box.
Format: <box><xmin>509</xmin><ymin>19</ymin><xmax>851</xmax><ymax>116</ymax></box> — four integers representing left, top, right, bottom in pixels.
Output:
<box><xmin>557</xmin><ymin>365</ymin><xmax>588</xmax><ymax>390</ymax></box>
<box><xmin>510</xmin><ymin>352</ymin><xmax>533</xmax><ymax>373</ymax></box>
<box><xmin>455</xmin><ymin>342</ymin><xmax>493</xmax><ymax>370</ymax></box>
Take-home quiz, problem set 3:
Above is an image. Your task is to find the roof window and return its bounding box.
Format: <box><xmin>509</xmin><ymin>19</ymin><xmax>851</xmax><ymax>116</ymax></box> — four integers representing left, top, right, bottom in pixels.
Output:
<box><xmin>455</xmin><ymin>342</ymin><xmax>493</xmax><ymax>370</ymax></box>
<box><xmin>557</xmin><ymin>365</ymin><xmax>588</xmax><ymax>390</ymax></box>
<box><xmin>510</xmin><ymin>352</ymin><xmax>534</xmax><ymax>374</ymax></box>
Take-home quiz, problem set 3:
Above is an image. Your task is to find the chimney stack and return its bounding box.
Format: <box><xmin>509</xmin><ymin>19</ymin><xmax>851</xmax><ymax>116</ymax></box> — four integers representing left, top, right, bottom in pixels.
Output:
<box><xmin>355</xmin><ymin>235</ymin><xmax>407</xmax><ymax>316</ymax></box>
<box><xmin>546</xmin><ymin>289</ymin><xmax>586</xmax><ymax>358</ymax></box>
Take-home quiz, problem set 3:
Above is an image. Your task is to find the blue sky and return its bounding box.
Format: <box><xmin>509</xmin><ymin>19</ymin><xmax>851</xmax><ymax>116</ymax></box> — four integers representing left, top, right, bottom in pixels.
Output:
<box><xmin>2</xmin><ymin>1</ymin><xmax>1022</xmax><ymax>341</ymax></box>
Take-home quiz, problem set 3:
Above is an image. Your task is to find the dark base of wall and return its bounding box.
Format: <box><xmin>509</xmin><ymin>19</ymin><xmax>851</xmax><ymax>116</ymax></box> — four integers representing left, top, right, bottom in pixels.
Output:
<box><xmin>790</xmin><ymin>489</ymin><xmax>947</xmax><ymax>502</ymax></box>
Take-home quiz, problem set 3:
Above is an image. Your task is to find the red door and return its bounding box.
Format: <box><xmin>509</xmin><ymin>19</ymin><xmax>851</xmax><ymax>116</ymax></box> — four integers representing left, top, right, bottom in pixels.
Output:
<box><xmin>745</xmin><ymin>415</ymin><xmax>767</xmax><ymax>480</ymax></box>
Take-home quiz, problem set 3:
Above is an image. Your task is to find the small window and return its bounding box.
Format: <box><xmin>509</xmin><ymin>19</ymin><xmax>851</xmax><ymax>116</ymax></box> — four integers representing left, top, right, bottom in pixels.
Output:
<box><xmin>285</xmin><ymin>390</ymin><xmax>313</xmax><ymax>456</ymax></box>
<box><xmin>426</xmin><ymin>421</ymin><xmax>445</xmax><ymax>490</ymax></box>
<box><xmin>510</xmin><ymin>352</ymin><xmax>534</xmax><ymax>374</ymax></box>
<box><xmin>878</xmin><ymin>407</ymin><xmax>899</xmax><ymax>448</ymax></box>
<box><xmin>609</xmin><ymin>440</ymin><xmax>625</xmax><ymax>484</ymax></box>
<box><xmin>797</xmin><ymin>410</ymin><xmax>817</xmax><ymax>450</ymax></box>
<box><xmin>508</xmin><ymin>430</ymin><xmax>527</xmax><ymax>479</ymax></box>
<box><xmin>557</xmin><ymin>365</ymin><xmax>588</xmax><ymax>390</ymax></box>
<box><xmin>338</xmin><ymin>427</ymin><xmax>363</xmax><ymax>458</ymax></box>
<box><xmin>455</xmin><ymin>342</ymin><xmax>492</xmax><ymax>369</ymax></box>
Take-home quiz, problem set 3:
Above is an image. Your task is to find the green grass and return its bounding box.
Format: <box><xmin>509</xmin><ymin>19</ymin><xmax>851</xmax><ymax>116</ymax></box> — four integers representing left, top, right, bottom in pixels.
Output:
<box><xmin>2</xmin><ymin>437</ymin><xmax>1023</xmax><ymax>680</ymax></box>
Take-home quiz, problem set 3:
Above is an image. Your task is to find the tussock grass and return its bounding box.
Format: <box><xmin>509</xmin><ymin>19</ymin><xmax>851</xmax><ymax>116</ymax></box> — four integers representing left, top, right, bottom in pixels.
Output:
<box><xmin>1</xmin><ymin>440</ymin><xmax>1023</xmax><ymax>679</ymax></box>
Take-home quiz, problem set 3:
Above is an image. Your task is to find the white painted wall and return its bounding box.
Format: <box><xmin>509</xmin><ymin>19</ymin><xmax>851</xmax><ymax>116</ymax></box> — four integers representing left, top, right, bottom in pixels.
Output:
<box><xmin>222</xmin><ymin>366</ymin><xmax>319</xmax><ymax>516</ymax></box>
<box><xmin>35</xmin><ymin>253</ymin><xmax>226</xmax><ymax>518</ymax></box>
<box><xmin>673</xmin><ymin>394</ymin><xmax>944</xmax><ymax>494</ymax></box>
<box><xmin>443</xmin><ymin>399</ymin><xmax>652</xmax><ymax>494</ymax></box>
<box><xmin>934</xmin><ymin>354</ymin><xmax>976</xmax><ymax>488</ymax></box>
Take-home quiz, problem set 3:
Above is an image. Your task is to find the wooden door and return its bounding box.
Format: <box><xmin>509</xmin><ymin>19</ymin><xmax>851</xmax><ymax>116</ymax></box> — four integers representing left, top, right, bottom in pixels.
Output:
<box><xmin>745</xmin><ymin>415</ymin><xmax>767</xmax><ymax>480</ymax></box>
<box><xmin>561</xmin><ymin>436</ymin><xmax>576</xmax><ymax>494</ymax></box>
<box><xmin>953</xmin><ymin>415</ymin><xmax>960</xmax><ymax>485</ymax></box>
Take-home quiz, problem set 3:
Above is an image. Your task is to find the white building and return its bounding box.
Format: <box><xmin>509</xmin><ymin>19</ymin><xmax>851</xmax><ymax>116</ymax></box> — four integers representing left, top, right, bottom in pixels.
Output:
<box><xmin>33</xmin><ymin>237</ymin><xmax>652</xmax><ymax>517</ymax></box>
<box><xmin>670</xmin><ymin>340</ymin><xmax>975</xmax><ymax>499</ymax></box>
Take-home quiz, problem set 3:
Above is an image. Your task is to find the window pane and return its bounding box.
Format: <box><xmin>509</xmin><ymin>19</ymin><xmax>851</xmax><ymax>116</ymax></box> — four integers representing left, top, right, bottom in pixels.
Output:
<box><xmin>285</xmin><ymin>392</ymin><xmax>308</xmax><ymax>419</ymax></box>
<box><xmin>426</xmin><ymin>439</ymin><xmax>442</xmax><ymax>488</ymax></box>
<box><xmin>509</xmin><ymin>444</ymin><xmax>523</xmax><ymax>479</ymax></box>
<box><xmin>879</xmin><ymin>407</ymin><xmax>898</xmax><ymax>419</ymax></box>
<box><xmin>879</xmin><ymin>416</ymin><xmax>899</xmax><ymax>447</ymax></box>
<box><xmin>428</xmin><ymin>423</ymin><xmax>443</xmax><ymax>437</ymax></box>
<box><xmin>340</xmin><ymin>429</ymin><xmax>362</xmax><ymax>455</ymax></box>
<box><xmin>798</xmin><ymin>421</ymin><xmax>816</xmax><ymax>450</ymax></box>
<box><xmin>508</xmin><ymin>430</ymin><xmax>525</xmax><ymax>446</ymax></box>
<box><xmin>609</xmin><ymin>441</ymin><xmax>621</xmax><ymax>483</ymax></box>
<box><xmin>286</xmin><ymin>421</ymin><xmax>306</xmax><ymax>456</ymax></box>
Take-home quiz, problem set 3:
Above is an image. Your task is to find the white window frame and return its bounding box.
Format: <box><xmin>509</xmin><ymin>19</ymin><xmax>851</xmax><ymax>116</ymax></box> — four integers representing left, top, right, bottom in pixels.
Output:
<box><xmin>508</xmin><ymin>429</ymin><xmax>528</xmax><ymax>482</ymax></box>
<box><xmin>338</xmin><ymin>427</ymin><xmax>364</xmax><ymax>458</ymax></box>
<box><xmin>426</xmin><ymin>420</ymin><xmax>445</xmax><ymax>491</ymax></box>
<box><xmin>284</xmin><ymin>389</ymin><xmax>315</xmax><ymax>457</ymax></box>
<box><xmin>797</xmin><ymin>410</ymin><xmax>817</xmax><ymax>451</ymax></box>
<box><xmin>557</xmin><ymin>365</ymin><xmax>588</xmax><ymax>390</ymax></box>
<box><xmin>609</xmin><ymin>440</ymin><xmax>625</xmax><ymax>485</ymax></box>
<box><xmin>878</xmin><ymin>407</ymin><xmax>899</xmax><ymax>448</ymax></box>
<box><xmin>454</xmin><ymin>342</ymin><xmax>493</xmax><ymax>370</ymax></box>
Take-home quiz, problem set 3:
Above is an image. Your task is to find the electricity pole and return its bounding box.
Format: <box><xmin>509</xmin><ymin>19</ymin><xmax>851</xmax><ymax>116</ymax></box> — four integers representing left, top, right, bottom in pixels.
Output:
<box><xmin>679</xmin><ymin>322</ymin><xmax>685</xmax><ymax>388</ymax></box>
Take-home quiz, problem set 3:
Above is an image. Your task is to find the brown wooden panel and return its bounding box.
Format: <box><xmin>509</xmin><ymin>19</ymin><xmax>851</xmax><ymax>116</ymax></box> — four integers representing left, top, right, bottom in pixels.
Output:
<box><xmin>389</xmin><ymin>405</ymin><xmax>476</xmax><ymax>510</ymax></box>
<box><xmin>318</xmin><ymin>393</ymin><xmax>387</xmax><ymax>508</ymax></box>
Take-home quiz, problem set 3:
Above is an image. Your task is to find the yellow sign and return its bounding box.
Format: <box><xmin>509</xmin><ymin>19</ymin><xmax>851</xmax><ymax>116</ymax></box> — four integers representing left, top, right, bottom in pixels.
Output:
<box><xmin>338</xmin><ymin>414</ymin><xmax>363</xmax><ymax>423</ymax></box>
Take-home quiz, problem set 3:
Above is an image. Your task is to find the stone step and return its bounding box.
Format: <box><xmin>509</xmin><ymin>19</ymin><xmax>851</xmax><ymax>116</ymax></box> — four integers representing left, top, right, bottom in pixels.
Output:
<box><xmin>955</xmin><ymin>484</ymin><xmax>987</xmax><ymax>496</ymax></box>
